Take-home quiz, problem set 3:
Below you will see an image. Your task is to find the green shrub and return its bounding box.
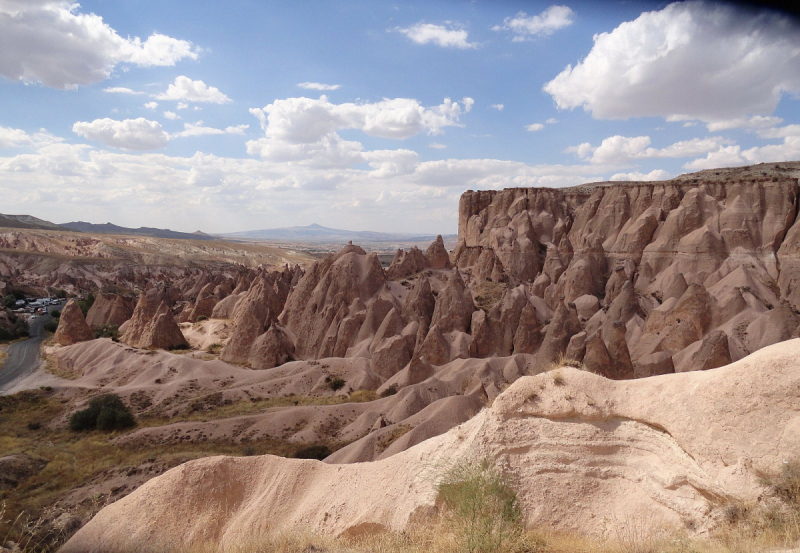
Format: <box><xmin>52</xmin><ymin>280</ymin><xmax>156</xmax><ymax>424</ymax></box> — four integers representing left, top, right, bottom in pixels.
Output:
<box><xmin>437</xmin><ymin>459</ymin><xmax>523</xmax><ymax>553</ymax></box>
<box><xmin>2</xmin><ymin>294</ymin><xmax>15</xmax><ymax>308</ymax></box>
<box><xmin>50</xmin><ymin>309</ymin><xmax>61</xmax><ymax>319</ymax></box>
<box><xmin>196</xmin><ymin>315</ymin><xmax>208</xmax><ymax>321</ymax></box>
<box><xmin>43</xmin><ymin>319</ymin><xmax>58</xmax><ymax>333</ymax></box>
<box><xmin>328</xmin><ymin>376</ymin><xmax>346</xmax><ymax>391</ymax></box>
<box><xmin>69</xmin><ymin>394</ymin><xmax>136</xmax><ymax>432</ymax></box>
<box><xmin>12</xmin><ymin>319</ymin><xmax>28</xmax><ymax>338</ymax></box>
<box><xmin>293</xmin><ymin>445</ymin><xmax>332</xmax><ymax>460</ymax></box>
<box><xmin>380</xmin><ymin>384</ymin><xmax>399</xmax><ymax>398</ymax></box>
<box><xmin>167</xmin><ymin>343</ymin><xmax>190</xmax><ymax>351</ymax></box>
<box><xmin>77</xmin><ymin>293</ymin><xmax>95</xmax><ymax>317</ymax></box>
<box><xmin>93</xmin><ymin>324</ymin><xmax>119</xmax><ymax>339</ymax></box>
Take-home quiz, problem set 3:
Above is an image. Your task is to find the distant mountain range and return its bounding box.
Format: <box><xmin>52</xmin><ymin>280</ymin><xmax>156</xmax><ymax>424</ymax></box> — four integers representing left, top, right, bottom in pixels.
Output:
<box><xmin>60</xmin><ymin>221</ymin><xmax>215</xmax><ymax>241</ymax></box>
<box><xmin>223</xmin><ymin>223</ymin><xmax>453</xmax><ymax>244</ymax></box>
<box><xmin>0</xmin><ymin>213</ymin><xmax>452</xmax><ymax>246</ymax></box>
<box><xmin>0</xmin><ymin>214</ymin><xmax>64</xmax><ymax>231</ymax></box>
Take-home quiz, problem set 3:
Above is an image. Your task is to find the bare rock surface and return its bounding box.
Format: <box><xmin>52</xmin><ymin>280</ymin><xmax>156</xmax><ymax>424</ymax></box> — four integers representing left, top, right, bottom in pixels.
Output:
<box><xmin>425</xmin><ymin>235</ymin><xmax>451</xmax><ymax>270</ymax></box>
<box><xmin>85</xmin><ymin>292</ymin><xmax>134</xmax><ymax>328</ymax></box>
<box><xmin>451</xmin><ymin>166</ymin><xmax>800</xmax><ymax>376</ymax></box>
<box><xmin>119</xmin><ymin>288</ymin><xmax>188</xmax><ymax>350</ymax></box>
<box><xmin>62</xmin><ymin>340</ymin><xmax>800</xmax><ymax>551</ymax></box>
<box><xmin>54</xmin><ymin>299</ymin><xmax>94</xmax><ymax>346</ymax></box>
<box><xmin>386</xmin><ymin>246</ymin><xmax>430</xmax><ymax>280</ymax></box>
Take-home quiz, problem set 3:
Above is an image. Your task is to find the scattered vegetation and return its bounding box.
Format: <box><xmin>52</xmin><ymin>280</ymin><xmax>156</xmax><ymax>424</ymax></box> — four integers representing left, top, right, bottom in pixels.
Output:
<box><xmin>326</xmin><ymin>375</ymin><xmax>346</xmax><ymax>391</ymax></box>
<box><xmin>436</xmin><ymin>458</ymin><xmax>524</xmax><ymax>553</ymax></box>
<box><xmin>348</xmin><ymin>389</ymin><xmax>378</xmax><ymax>403</ymax></box>
<box><xmin>759</xmin><ymin>458</ymin><xmax>800</xmax><ymax>506</ymax></box>
<box><xmin>166</xmin><ymin>343</ymin><xmax>191</xmax><ymax>351</ymax></box>
<box><xmin>4</xmin><ymin>384</ymin><xmax>800</xmax><ymax>553</ymax></box>
<box><xmin>292</xmin><ymin>444</ymin><xmax>332</xmax><ymax>460</ymax></box>
<box><xmin>547</xmin><ymin>353</ymin><xmax>584</xmax><ymax>372</ymax></box>
<box><xmin>206</xmin><ymin>342</ymin><xmax>223</xmax><ymax>354</ymax></box>
<box><xmin>473</xmin><ymin>280</ymin><xmax>508</xmax><ymax>313</ymax></box>
<box><xmin>0</xmin><ymin>319</ymin><xmax>30</xmax><ymax>342</ymax></box>
<box><xmin>376</xmin><ymin>424</ymin><xmax>412</xmax><ymax>453</ymax></box>
<box><xmin>380</xmin><ymin>383</ymin><xmax>399</xmax><ymax>397</ymax></box>
<box><xmin>92</xmin><ymin>324</ymin><xmax>119</xmax><ymax>340</ymax></box>
<box><xmin>0</xmin><ymin>389</ymin><xmax>351</xmax><ymax>551</ymax></box>
<box><xmin>76</xmin><ymin>293</ymin><xmax>95</xmax><ymax>317</ymax></box>
<box><xmin>68</xmin><ymin>394</ymin><xmax>136</xmax><ymax>432</ymax></box>
<box><xmin>2</xmin><ymin>294</ymin><xmax>17</xmax><ymax>308</ymax></box>
<box><xmin>138</xmin><ymin>392</ymin><xmax>382</xmax><ymax>426</ymax></box>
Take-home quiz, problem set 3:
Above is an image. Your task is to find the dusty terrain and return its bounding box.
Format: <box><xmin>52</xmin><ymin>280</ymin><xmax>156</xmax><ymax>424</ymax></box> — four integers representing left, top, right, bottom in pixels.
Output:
<box><xmin>61</xmin><ymin>340</ymin><xmax>800</xmax><ymax>551</ymax></box>
<box><xmin>2</xmin><ymin>162</ymin><xmax>800</xmax><ymax>551</ymax></box>
<box><xmin>0</xmin><ymin>228</ymin><xmax>315</xmax><ymax>296</ymax></box>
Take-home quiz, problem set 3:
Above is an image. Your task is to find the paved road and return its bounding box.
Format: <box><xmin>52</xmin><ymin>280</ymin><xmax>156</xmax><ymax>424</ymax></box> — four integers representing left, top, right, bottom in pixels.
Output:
<box><xmin>0</xmin><ymin>305</ymin><xmax>61</xmax><ymax>393</ymax></box>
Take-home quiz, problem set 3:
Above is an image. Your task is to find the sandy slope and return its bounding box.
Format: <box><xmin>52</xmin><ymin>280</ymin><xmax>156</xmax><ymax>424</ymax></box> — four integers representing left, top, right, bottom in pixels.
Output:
<box><xmin>61</xmin><ymin>339</ymin><xmax>800</xmax><ymax>552</ymax></box>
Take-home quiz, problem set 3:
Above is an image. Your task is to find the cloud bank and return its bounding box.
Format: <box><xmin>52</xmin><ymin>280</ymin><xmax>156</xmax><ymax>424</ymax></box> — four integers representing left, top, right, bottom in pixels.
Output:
<box><xmin>0</xmin><ymin>0</ymin><xmax>199</xmax><ymax>89</ymax></box>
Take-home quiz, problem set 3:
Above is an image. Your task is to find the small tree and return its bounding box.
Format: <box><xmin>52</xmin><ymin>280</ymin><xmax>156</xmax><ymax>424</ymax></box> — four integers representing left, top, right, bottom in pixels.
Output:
<box><xmin>77</xmin><ymin>293</ymin><xmax>95</xmax><ymax>317</ymax></box>
<box><xmin>69</xmin><ymin>394</ymin><xmax>136</xmax><ymax>432</ymax></box>
<box><xmin>12</xmin><ymin>319</ymin><xmax>28</xmax><ymax>338</ymax></box>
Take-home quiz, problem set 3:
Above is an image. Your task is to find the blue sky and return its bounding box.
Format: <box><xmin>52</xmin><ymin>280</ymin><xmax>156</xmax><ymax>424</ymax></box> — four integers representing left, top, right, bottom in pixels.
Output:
<box><xmin>1</xmin><ymin>1</ymin><xmax>799</xmax><ymax>235</ymax></box>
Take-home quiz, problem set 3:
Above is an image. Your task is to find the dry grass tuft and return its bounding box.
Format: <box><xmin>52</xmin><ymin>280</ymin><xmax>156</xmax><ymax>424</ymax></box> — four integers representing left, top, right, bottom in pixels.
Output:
<box><xmin>472</xmin><ymin>280</ymin><xmax>508</xmax><ymax>313</ymax></box>
<box><xmin>376</xmin><ymin>424</ymin><xmax>413</xmax><ymax>453</ymax></box>
<box><xmin>547</xmin><ymin>353</ymin><xmax>584</xmax><ymax>372</ymax></box>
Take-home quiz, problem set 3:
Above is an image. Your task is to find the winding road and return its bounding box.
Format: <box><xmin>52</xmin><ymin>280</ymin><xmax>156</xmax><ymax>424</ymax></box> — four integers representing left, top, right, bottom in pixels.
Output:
<box><xmin>0</xmin><ymin>306</ymin><xmax>59</xmax><ymax>393</ymax></box>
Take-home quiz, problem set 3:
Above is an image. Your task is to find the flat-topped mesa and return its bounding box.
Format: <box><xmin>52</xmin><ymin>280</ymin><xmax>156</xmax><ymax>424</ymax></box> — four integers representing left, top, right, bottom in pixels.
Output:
<box><xmin>453</xmin><ymin>165</ymin><xmax>800</xmax><ymax>377</ymax></box>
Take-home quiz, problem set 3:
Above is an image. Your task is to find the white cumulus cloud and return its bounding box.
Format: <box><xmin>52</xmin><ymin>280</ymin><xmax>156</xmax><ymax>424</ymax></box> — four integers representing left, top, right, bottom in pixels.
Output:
<box><xmin>684</xmin><ymin>126</ymin><xmax>800</xmax><ymax>170</ymax></box>
<box><xmin>0</xmin><ymin>1</ymin><xmax>199</xmax><ymax>89</ymax></box>
<box><xmin>297</xmin><ymin>82</ymin><xmax>341</xmax><ymax>91</ymax></box>
<box><xmin>163</xmin><ymin>111</ymin><xmax>180</xmax><ymax>121</ymax></box>
<box><xmin>396</xmin><ymin>22</ymin><xmax>477</xmax><ymax>49</ymax></box>
<box><xmin>705</xmin><ymin>115</ymin><xmax>784</xmax><ymax>132</ymax></box>
<box><xmin>173</xmin><ymin>122</ymin><xmax>248</xmax><ymax>138</ymax></box>
<box><xmin>489</xmin><ymin>104</ymin><xmax>504</xmax><ymax>111</ymax></box>
<box><xmin>493</xmin><ymin>5</ymin><xmax>575</xmax><ymax>41</ymax></box>
<box><xmin>72</xmin><ymin>117</ymin><xmax>169</xmax><ymax>150</ymax></box>
<box><xmin>525</xmin><ymin>123</ymin><xmax>544</xmax><ymax>132</ymax></box>
<box><xmin>544</xmin><ymin>2</ymin><xmax>800</xmax><ymax>121</ymax></box>
<box><xmin>572</xmin><ymin>135</ymin><xmax>729</xmax><ymax>164</ymax></box>
<box><xmin>246</xmin><ymin>95</ymin><xmax>473</xmax><ymax>169</ymax></box>
<box><xmin>104</xmin><ymin>87</ymin><xmax>144</xmax><ymax>95</ymax></box>
<box><xmin>0</xmin><ymin>126</ymin><xmax>33</xmax><ymax>147</ymax></box>
<box><xmin>610</xmin><ymin>169</ymin><xmax>671</xmax><ymax>181</ymax></box>
<box><xmin>156</xmin><ymin>76</ymin><xmax>231</xmax><ymax>104</ymax></box>
<box><xmin>144</xmin><ymin>102</ymin><xmax>159</xmax><ymax>110</ymax></box>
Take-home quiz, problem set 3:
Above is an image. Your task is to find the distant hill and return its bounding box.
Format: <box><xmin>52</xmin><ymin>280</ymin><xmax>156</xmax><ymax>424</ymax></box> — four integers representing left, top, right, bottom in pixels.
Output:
<box><xmin>61</xmin><ymin>221</ymin><xmax>216</xmax><ymax>241</ymax></box>
<box><xmin>0</xmin><ymin>214</ymin><xmax>64</xmax><ymax>231</ymax></box>
<box><xmin>224</xmin><ymin>223</ymin><xmax>453</xmax><ymax>244</ymax></box>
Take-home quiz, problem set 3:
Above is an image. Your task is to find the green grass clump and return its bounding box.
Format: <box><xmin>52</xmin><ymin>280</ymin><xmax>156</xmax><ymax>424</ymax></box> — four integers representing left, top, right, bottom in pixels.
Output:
<box><xmin>437</xmin><ymin>459</ymin><xmax>523</xmax><ymax>553</ymax></box>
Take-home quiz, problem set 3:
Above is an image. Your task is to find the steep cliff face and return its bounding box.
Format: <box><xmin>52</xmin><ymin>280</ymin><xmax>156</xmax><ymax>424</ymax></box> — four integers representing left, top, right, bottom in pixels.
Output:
<box><xmin>453</xmin><ymin>167</ymin><xmax>800</xmax><ymax>376</ymax></box>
